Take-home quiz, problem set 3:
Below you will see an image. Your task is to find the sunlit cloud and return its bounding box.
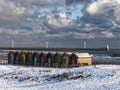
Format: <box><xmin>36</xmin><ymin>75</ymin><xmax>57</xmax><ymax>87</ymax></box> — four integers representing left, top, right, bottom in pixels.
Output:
<box><xmin>0</xmin><ymin>0</ymin><xmax>119</xmax><ymax>48</ymax></box>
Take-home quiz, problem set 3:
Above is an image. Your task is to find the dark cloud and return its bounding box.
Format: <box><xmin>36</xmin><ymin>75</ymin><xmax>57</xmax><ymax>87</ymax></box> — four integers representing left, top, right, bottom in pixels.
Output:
<box><xmin>0</xmin><ymin>0</ymin><xmax>119</xmax><ymax>48</ymax></box>
<box><xmin>66</xmin><ymin>0</ymin><xmax>90</xmax><ymax>5</ymax></box>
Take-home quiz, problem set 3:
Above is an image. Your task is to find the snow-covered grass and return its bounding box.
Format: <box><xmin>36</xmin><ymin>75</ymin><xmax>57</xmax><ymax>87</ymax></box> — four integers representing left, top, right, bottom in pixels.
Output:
<box><xmin>0</xmin><ymin>64</ymin><xmax>119</xmax><ymax>90</ymax></box>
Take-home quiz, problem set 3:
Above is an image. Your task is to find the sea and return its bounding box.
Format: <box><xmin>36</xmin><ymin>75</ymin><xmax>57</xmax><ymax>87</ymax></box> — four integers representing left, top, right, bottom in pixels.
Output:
<box><xmin>0</xmin><ymin>49</ymin><xmax>120</xmax><ymax>65</ymax></box>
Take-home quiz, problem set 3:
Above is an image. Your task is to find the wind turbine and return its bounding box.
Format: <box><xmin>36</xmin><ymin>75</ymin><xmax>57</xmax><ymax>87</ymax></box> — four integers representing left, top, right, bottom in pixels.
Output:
<box><xmin>11</xmin><ymin>40</ymin><xmax>14</xmax><ymax>48</ymax></box>
<box><xmin>45</xmin><ymin>41</ymin><xmax>48</xmax><ymax>48</ymax></box>
<box><xmin>83</xmin><ymin>41</ymin><xmax>86</xmax><ymax>48</ymax></box>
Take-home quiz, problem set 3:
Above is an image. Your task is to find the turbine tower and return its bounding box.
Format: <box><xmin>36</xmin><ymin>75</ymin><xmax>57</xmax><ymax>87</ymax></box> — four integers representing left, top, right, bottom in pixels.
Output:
<box><xmin>11</xmin><ymin>40</ymin><xmax>14</xmax><ymax>48</ymax></box>
<box><xmin>45</xmin><ymin>41</ymin><xmax>48</xmax><ymax>48</ymax></box>
<box><xmin>83</xmin><ymin>41</ymin><xmax>86</xmax><ymax>48</ymax></box>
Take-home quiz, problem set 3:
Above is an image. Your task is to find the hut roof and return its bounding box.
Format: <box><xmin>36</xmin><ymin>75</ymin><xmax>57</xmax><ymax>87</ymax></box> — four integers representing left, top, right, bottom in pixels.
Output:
<box><xmin>75</xmin><ymin>53</ymin><xmax>91</xmax><ymax>58</ymax></box>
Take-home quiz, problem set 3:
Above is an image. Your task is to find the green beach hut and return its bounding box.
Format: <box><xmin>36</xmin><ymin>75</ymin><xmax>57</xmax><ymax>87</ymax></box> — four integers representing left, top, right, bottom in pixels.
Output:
<box><xmin>26</xmin><ymin>52</ymin><xmax>33</xmax><ymax>66</ymax></box>
<box><xmin>53</xmin><ymin>52</ymin><xmax>61</xmax><ymax>67</ymax></box>
<box><xmin>8</xmin><ymin>51</ymin><xmax>14</xmax><ymax>64</ymax></box>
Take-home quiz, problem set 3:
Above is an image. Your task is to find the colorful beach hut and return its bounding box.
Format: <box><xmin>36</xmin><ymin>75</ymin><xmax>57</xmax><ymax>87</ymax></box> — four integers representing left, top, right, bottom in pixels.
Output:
<box><xmin>45</xmin><ymin>52</ymin><xmax>53</xmax><ymax>67</ymax></box>
<box><xmin>14</xmin><ymin>52</ymin><xmax>20</xmax><ymax>65</ymax></box>
<box><xmin>61</xmin><ymin>52</ymin><xmax>70</xmax><ymax>68</ymax></box>
<box><xmin>53</xmin><ymin>52</ymin><xmax>61</xmax><ymax>67</ymax></box>
<box><xmin>26</xmin><ymin>52</ymin><xmax>33</xmax><ymax>66</ymax></box>
<box><xmin>8</xmin><ymin>52</ymin><xmax>14</xmax><ymax>64</ymax></box>
<box><xmin>75</xmin><ymin>53</ymin><xmax>92</xmax><ymax>66</ymax></box>
<box><xmin>32</xmin><ymin>52</ymin><xmax>39</xmax><ymax>66</ymax></box>
<box><xmin>20</xmin><ymin>52</ymin><xmax>26</xmax><ymax>65</ymax></box>
<box><xmin>69</xmin><ymin>53</ymin><xmax>78</xmax><ymax>67</ymax></box>
<box><xmin>39</xmin><ymin>52</ymin><xmax>46</xmax><ymax>67</ymax></box>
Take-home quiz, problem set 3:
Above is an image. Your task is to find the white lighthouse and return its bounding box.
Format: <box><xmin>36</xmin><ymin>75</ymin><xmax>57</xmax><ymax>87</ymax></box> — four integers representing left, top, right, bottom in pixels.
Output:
<box><xmin>106</xmin><ymin>44</ymin><xmax>110</xmax><ymax>51</ymax></box>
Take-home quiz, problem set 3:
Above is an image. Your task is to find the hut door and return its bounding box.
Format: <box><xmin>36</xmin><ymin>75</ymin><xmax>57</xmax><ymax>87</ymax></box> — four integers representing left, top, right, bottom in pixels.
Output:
<box><xmin>63</xmin><ymin>58</ymin><xmax>66</xmax><ymax>65</ymax></box>
<box><xmin>48</xmin><ymin>58</ymin><xmax>51</xmax><ymax>64</ymax></box>
<box><xmin>72</xmin><ymin>59</ymin><xmax>75</xmax><ymax>64</ymax></box>
<box><xmin>10</xmin><ymin>54</ymin><xmax>14</xmax><ymax>64</ymax></box>
<box><xmin>34</xmin><ymin>57</ymin><xmax>37</xmax><ymax>66</ymax></box>
<box><xmin>41</xmin><ymin>58</ymin><xmax>44</xmax><ymax>66</ymax></box>
<box><xmin>16</xmin><ymin>57</ymin><xmax>19</xmax><ymax>65</ymax></box>
<box><xmin>22</xmin><ymin>55</ymin><xmax>25</xmax><ymax>65</ymax></box>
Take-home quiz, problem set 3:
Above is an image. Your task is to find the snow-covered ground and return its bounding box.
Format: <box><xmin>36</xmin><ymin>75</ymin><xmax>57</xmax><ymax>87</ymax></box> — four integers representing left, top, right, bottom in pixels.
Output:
<box><xmin>0</xmin><ymin>64</ymin><xmax>119</xmax><ymax>90</ymax></box>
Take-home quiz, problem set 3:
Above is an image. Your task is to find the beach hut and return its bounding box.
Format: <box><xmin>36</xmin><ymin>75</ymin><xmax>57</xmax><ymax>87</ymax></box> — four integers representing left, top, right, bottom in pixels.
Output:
<box><xmin>32</xmin><ymin>52</ymin><xmax>39</xmax><ymax>66</ymax></box>
<box><xmin>61</xmin><ymin>52</ymin><xmax>70</xmax><ymax>68</ymax></box>
<box><xmin>69</xmin><ymin>53</ymin><xmax>78</xmax><ymax>67</ymax></box>
<box><xmin>75</xmin><ymin>53</ymin><xmax>92</xmax><ymax>66</ymax></box>
<box><xmin>14</xmin><ymin>52</ymin><xmax>20</xmax><ymax>65</ymax></box>
<box><xmin>53</xmin><ymin>52</ymin><xmax>61</xmax><ymax>67</ymax></box>
<box><xmin>39</xmin><ymin>52</ymin><xmax>46</xmax><ymax>67</ymax></box>
<box><xmin>26</xmin><ymin>52</ymin><xmax>33</xmax><ymax>66</ymax></box>
<box><xmin>20</xmin><ymin>52</ymin><xmax>26</xmax><ymax>65</ymax></box>
<box><xmin>8</xmin><ymin>52</ymin><xmax>14</xmax><ymax>64</ymax></box>
<box><xmin>45</xmin><ymin>52</ymin><xmax>53</xmax><ymax>67</ymax></box>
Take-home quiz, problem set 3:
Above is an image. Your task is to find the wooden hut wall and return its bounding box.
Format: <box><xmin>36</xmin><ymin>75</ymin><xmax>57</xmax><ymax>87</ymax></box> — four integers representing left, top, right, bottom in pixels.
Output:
<box><xmin>77</xmin><ymin>57</ymin><xmax>92</xmax><ymax>65</ymax></box>
<box><xmin>20</xmin><ymin>52</ymin><xmax>26</xmax><ymax>65</ymax></box>
<box><xmin>39</xmin><ymin>52</ymin><xmax>46</xmax><ymax>66</ymax></box>
<box><xmin>14</xmin><ymin>52</ymin><xmax>20</xmax><ymax>65</ymax></box>
<box><xmin>61</xmin><ymin>53</ymin><xmax>70</xmax><ymax>67</ymax></box>
<box><xmin>32</xmin><ymin>52</ymin><xmax>39</xmax><ymax>66</ymax></box>
<box><xmin>53</xmin><ymin>53</ymin><xmax>61</xmax><ymax>67</ymax></box>
<box><xmin>8</xmin><ymin>52</ymin><xmax>14</xmax><ymax>64</ymax></box>
<box><xmin>76</xmin><ymin>53</ymin><xmax>92</xmax><ymax>66</ymax></box>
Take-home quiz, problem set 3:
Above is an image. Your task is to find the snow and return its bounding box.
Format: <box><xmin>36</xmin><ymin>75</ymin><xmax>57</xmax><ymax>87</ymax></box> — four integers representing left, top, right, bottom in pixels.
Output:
<box><xmin>0</xmin><ymin>64</ymin><xmax>119</xmax><ymax>90</ymax></box>
<box><xmin>75</xmin><ymin>53</ymin><xmax>91</xmax><ymax>58</ymax></box>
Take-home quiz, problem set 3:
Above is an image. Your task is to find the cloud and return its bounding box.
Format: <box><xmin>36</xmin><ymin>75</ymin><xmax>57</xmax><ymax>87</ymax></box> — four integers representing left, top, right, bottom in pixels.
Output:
<box><xmin>87</xmin><ymin>0</ymin><xmax>113</xmax><ymax>15</ymax></box>
<box><xmin>47</xmin><ymin>12</ymin><xmax>70</xmax><ymax>27</ymax></box>
<box><xmin>0</xmin><ymin>0</ymin><xmax>25</xmax><ymax>23</ymax></box>
<box><xmin>12</xmin><ymin>0</ymin><xmax>65</xmax><ymax>7</ymax></box>
<box><xmin>0</xmin><ymin>0</ymin><xmax>119</xmax><ymax>47</ymax></box>
<box><xmin>101</xmin><ymin>31</ymin><xmax>115</xmax><ymax>38</ymax></box>
<box><xmin>86</xmin><ymin>0</ymin><xmax>120</xmax><ymax>24</ymax></box>
<box><xmin>73</xmin><ymin>32</ymin><xmax>95</xmax><ymax>39</ymax></box>
<box><xmin>66</xmin><ymin>0</ymin><xmax>90</xmax><ymax>5</ymax></box>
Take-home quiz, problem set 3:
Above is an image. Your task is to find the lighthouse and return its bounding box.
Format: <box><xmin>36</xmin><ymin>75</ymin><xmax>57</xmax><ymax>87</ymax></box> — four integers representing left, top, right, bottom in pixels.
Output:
<box><xmin>106</xmin><ymin>44</ymin><xmax>110</xmax><ymax>51</ymax></box>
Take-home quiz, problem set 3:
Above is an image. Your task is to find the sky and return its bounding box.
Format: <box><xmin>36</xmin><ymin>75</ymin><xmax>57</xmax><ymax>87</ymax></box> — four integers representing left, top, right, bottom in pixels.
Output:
<box><xmin>0</xmin><ymin>0</ymin><xmax>120</xmax><ymax>48</ymax></box>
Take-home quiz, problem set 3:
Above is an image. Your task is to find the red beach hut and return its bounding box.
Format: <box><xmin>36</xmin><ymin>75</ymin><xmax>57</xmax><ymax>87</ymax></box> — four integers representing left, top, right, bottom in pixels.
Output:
<box><xmin>39</xmin><ymin>52</ymin><xmax>46</xmax><ymax>67</ymax></box>
<box><xmin>69</xmin><ymin>53</ymin><xmax>78</xmax><ymax>67</ymax></box>
<box><xmin>14</xmin><ymin>52</ymin><xmax>20</xmax><ymax>65</ymax></box>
